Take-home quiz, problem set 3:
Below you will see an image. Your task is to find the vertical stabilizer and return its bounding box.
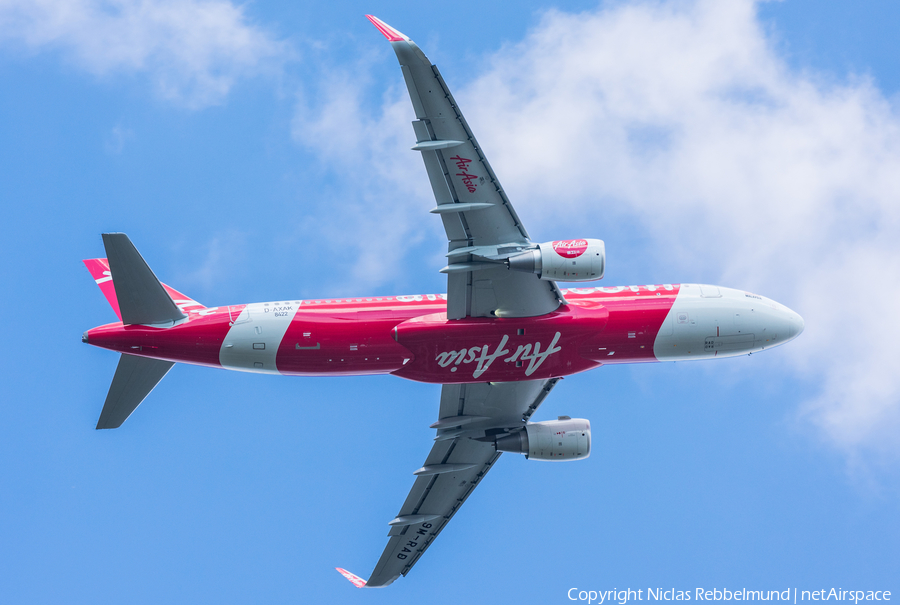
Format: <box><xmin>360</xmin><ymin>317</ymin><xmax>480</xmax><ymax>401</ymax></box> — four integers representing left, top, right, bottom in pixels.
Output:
<box><xmin>97</xmin><ymin>354</ymin><xmax>175</xmax><ymax>429</ymax></box>
<box><xmin>101</xmin><ymin>233</ymin><xmax>187</xmax><ymax>326</ymax></box>
<box><xmin>83</xmin><ymin>258</ymin><xmax>122</xmax><ymax>320</ymax></box>
<box><xmin>83</xmin><ymin>256</ymin><xmax>206</xmax><ymax>321</ymax></box>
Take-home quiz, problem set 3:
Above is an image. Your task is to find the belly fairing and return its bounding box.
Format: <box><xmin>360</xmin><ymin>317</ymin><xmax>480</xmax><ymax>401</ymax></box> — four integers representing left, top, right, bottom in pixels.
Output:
<box><xmin>391</xmin><ymin>304</ymin><xmax>609</xmax><ymax>384</ymax></box>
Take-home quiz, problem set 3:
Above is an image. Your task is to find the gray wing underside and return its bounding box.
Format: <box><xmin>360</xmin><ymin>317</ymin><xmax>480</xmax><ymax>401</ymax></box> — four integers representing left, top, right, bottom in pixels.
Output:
<box><xmin>102</xmin><ymin>233</ymin><xmax>186</xmax><ymax>326</ymax></box>
<box><xmin>96</xmin><ymin>354</ymin><xmax>174</xmax><ymax>429</ymax></box>
<box><xmin>387</xmin><ymin>38</ymin><xmax>565</xmax><ymax>319</ymax></box>
<box><xmin>365</xmin><ymin>378</ymin><xmax>560</xmax><ymax>587</ymax></box>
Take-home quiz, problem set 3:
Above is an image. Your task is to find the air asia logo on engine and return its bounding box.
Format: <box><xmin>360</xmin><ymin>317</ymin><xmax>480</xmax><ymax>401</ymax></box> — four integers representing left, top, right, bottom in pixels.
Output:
<box><xmin>552</xmin><ymin>239</ymin><xmax>588</xmax><ymax>258</ymax></box>
<box><xmin>435</xmin><ymin>332</ymin><xmax>562</xmax><ymax>378</ymax></box>
<box><xmin>450</xmin><ymin>155</ymin><xmax>479</xmax><ymax>193</ymax></box>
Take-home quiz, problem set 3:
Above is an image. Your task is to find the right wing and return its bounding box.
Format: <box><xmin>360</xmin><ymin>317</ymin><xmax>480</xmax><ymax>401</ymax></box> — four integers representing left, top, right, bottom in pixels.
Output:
<box><xmin>368</xmin><ymin>15</ymin><xmax>566</xmax><ymax>319</ymax></box>
<box><xmin>362</xmin><ymin>378</ymin><xmax>560</xmax><ymax>587</ymax></box>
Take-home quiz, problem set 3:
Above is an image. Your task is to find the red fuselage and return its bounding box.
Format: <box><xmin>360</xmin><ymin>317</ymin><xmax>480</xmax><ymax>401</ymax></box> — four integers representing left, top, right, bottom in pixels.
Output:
<box><xmin>85</xmin><ymin>285</ymin><xmax>679</xmax><ymax>384</ymax></box>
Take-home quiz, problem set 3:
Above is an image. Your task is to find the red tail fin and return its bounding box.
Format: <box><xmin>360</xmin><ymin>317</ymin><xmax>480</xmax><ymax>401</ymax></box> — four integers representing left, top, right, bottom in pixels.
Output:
<box><xmin>83</xmin><ymin>257</ymin><xmax>206</xmax><ymax>321</ymax></box>
<box><xmin>83</xmin><ymin>258</ymin><xmax>122</xmax><ymax>320</ymax></box>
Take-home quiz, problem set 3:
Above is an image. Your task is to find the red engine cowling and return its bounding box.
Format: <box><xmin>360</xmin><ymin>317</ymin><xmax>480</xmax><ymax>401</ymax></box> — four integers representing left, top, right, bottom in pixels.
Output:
<box><xmin>507</xmin><ymin>239</ymin><xmax>605</xmax><ymax>282</ymax></box>
<box><xmin>495</xmin><ymin>417</ymin><xmax>591</xmax><ymax>461</ymax></box>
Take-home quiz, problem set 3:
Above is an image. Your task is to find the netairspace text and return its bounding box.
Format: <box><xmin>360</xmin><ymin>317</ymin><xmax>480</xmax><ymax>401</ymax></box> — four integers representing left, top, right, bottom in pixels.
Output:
<box><xmin>567</xmin><ymin>588</ymin><xmax>892</xmax><ymax>605</ymax></box>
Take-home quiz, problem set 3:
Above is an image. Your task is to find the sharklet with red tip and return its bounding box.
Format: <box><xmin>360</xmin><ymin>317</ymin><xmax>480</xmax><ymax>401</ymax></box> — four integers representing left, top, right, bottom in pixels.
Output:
<box><xmin>335</xmin><ymin>567</ymin><xmax>367</xmax><ymax>588</ymax></box>
<box><xmin>365</xmin><ymin>15</ymin><xmax>408</xmax><ymax>42</ymax></box>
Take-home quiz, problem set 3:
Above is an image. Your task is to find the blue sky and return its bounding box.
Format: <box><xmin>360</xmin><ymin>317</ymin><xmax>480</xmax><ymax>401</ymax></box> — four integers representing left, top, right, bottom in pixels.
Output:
<box><xmin>1</xmin><ymin>1</ymin><xmax>899</xmax><ymax>603</ymax></box>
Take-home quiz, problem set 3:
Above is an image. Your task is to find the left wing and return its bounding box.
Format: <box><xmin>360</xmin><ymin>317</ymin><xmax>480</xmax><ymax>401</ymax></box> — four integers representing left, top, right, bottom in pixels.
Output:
<box><xmin>356</xmin><ymin>379</ymin><xmax>560</xmax><ymax>587</ymax></box>
<box><xmin>367</xmin><ymin>15</ymin><xmax>566</xmax><ymax>319</ymax></box>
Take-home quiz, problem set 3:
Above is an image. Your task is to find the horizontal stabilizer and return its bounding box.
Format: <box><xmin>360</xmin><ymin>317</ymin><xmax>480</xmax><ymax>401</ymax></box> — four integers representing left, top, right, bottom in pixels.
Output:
<box><xmin>97</xmin><ymin>354</ymin><xmax>174</xmax><ymax>429</ymax></box>
<box><xmin>102</xmin><ymin>233</ymin><xmax>186</xmax><ymax>326</ymax></box>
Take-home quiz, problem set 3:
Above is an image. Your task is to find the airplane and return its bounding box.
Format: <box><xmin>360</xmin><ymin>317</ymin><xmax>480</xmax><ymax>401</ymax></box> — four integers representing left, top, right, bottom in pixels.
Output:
<box><xmin>81</xmin><ymin>15</ymin><xmax>805</xmax><ymax>588</ymax></box>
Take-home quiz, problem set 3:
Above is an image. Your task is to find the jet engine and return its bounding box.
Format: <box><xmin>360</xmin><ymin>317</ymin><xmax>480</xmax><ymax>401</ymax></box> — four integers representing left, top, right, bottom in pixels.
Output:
<box><xmin>495</xmin><ymin>417</ymin><xmax>591</xmax><ymax>461</ymax></box>
<box><xmin>507</xmin><ymin>239</ymin><xmax>605</xmax><ymax>282</ymax></box>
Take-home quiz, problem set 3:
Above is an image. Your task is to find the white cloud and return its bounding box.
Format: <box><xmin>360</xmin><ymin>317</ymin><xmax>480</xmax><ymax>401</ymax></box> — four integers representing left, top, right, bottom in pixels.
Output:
<box><xmin>103</xmin><ymin>124</ymin><xmax>133</xmax><ymax>154</ymax></box>
<box><xmin>177</xmin><ymin>229</ymin><xmax>247</xmax><ymax>293</ymax></box>
<box><xmin>0</xmin><ymin>0</ymin><xmax>288</xmax><ymax>106</ymax></box>
<box><xmin>456</xmin><ymin>0</ymin><xmax>900</xmax><ymax>461</ymax></box>
<box><xmin>291</xmin><ymin>67</ymin><xmax>440</xmax><ymax>289</ymax></box>
<box><xmin>294</xmin><ymin>0</ymin><xmax>900</xmax><ymax>462</ymax></box>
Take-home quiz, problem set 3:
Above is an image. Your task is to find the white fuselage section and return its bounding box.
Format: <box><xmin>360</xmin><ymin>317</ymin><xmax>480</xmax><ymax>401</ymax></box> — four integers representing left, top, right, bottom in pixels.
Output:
<box><xmin>219</xmin><ymin>302</ymin><xmax>301</xmax><ymax>373</ymax></box>
<box><xmin>654</xmin><ymin>284</ymin><xmax>804</xmax><ymax>360</ymax></box>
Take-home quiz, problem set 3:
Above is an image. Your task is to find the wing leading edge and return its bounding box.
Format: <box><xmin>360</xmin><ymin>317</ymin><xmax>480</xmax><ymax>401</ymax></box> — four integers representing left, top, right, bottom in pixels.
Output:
<box><xmin>367</xmin><ymin>15</ymin><xmax>566</xmax><ymax>319</ymax></box>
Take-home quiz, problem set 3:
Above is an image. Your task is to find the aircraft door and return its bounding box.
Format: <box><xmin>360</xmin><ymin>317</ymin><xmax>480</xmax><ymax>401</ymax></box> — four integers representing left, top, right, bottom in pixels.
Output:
<box><xmin>229</xmin><ymin>305</ymin><xmax>251</xmax><ymax>325</ymax></box>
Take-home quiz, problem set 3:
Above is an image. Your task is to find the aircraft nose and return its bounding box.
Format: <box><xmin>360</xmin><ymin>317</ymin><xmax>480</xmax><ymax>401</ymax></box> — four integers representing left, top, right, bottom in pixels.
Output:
<box><xmin>793</xmin><ymin>314</ymin><xmax>805</xmax><ymax>338</ymax></box>
<box><xmin>784</xmin><ymin>307</ymin><xmax>804</xmax><ymax>339</ymax></box>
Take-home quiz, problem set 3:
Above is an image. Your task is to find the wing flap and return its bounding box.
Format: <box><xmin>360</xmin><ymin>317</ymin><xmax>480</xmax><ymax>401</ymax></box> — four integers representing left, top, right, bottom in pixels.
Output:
<box><xmin>436</xmin><ymin>380</ymin><xmax>556</xmax><ymax>428</ymax></box>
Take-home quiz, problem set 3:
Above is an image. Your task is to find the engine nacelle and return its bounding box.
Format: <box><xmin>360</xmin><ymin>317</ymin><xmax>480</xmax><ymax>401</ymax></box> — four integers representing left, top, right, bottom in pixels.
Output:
<box><xmin>507</xmin><ymin>239</ymin><xmax>605</xmax><ymax>282</ymax></box>
<box><xmin>495</xmin><ymin>417</ymin><xmax>591</xmax><ymax>461</ymax></box>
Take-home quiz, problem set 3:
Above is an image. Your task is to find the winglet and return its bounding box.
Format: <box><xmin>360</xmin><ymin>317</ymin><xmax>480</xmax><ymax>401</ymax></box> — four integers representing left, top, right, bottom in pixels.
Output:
<box><xmin>335</xmin><ymin>567</ymin><xmax>367</xmax><ymax>588</ymax></box>
<box><xmin>365</xmin><ymin>15</ymin><xmax>409</xmax><ymax>42</ymax></box>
